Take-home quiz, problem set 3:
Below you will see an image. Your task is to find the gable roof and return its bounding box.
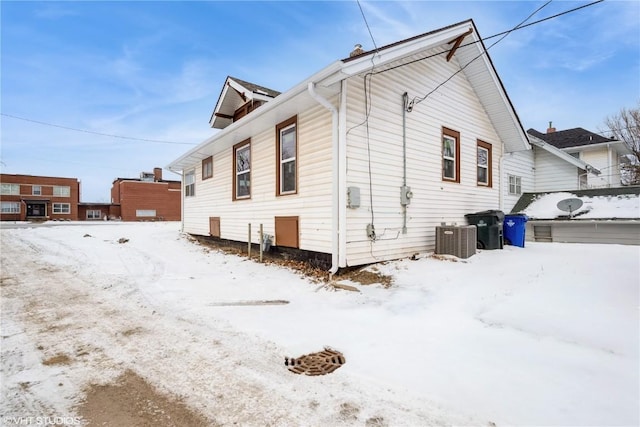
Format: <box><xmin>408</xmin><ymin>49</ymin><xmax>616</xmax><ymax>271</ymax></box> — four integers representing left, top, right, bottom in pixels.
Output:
<box><xmin>527</xmin><ymin>132</ymin><xmax>600</xmax><ymax>175</ymax></box>
<box><xmin>169</xmin><ymin>19</ymin><xmax>529</xmax><ymax>172</ymax></box>
<box><xmin>209</xmin><ymin>76</ymin><xmax>281</xmax><ymax>129</ymax></box>
<box><xmin>528</xmin><ymin>127</ymin><xmax>616</xmax><ymax>149</ymax></box>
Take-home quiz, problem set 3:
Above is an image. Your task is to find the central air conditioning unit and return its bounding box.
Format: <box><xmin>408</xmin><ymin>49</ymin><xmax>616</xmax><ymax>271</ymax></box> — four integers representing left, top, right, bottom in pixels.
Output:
<box><xmin>435</xmin><ymin>225</ymin><xmax>477</xmax><ymax>259</ymax></box>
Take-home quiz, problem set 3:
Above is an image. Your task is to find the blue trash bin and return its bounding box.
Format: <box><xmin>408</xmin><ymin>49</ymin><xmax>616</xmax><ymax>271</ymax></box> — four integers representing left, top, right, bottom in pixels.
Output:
<box><xmin>504</xmin><ymin>214</ymin><xmax>528</xmax><ymax>247</ymax></box>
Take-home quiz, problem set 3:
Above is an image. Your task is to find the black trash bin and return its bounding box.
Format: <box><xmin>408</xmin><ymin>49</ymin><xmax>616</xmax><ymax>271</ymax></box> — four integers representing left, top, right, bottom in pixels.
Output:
<box><xmin>464</xmin><ymin>210</ymin><xmax>504</xmax><ymax>249</ymax></box>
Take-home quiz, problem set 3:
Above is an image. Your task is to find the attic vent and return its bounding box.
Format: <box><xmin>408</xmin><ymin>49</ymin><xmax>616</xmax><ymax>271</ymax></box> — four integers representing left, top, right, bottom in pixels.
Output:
<box><xmin>435</xmin><ymin>225</ymin><xmax>476</xmax><ymax>258</ymax></box>
<box><xmin>350</xmin><ymin>44</ymin><xmax>364</xmax><ymax>57</ymax></box>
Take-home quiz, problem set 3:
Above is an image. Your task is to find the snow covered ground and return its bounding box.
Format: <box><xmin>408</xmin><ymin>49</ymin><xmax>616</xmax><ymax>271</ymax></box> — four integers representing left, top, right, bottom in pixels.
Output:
<box><xmin>1</xmin><ymin>221</ymin><xmax>638</xmax><ymax>426</ymax></box>
<box><xmin>522</xmin><ymin>191</ymin><xmax>639</xmax><ymax>219</ymax></box>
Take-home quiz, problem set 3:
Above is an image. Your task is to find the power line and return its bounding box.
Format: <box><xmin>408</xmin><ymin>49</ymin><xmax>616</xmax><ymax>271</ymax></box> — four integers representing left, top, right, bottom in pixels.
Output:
<box><xmin>408</xmin><ymin>0</ymin><xmax>554</xmax><ymax>110</ymax></box>
<box><xmin>370</xmin><ymin>0</ymin><xmax>604</xmax><ymax>79</ymax></box>
<box><xmin>356</xmin><ymin>0</ymin><xmax>379</xmax><ymax>52</ymax></box>
<box><xmin>1</xmin><ymin>113</ymin><xmax>197</xmax><ymax>145</ymax></box>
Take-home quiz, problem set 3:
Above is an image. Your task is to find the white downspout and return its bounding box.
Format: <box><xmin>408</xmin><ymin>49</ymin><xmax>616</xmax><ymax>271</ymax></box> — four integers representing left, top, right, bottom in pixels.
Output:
<box><xmin>338</xmin><ymin>80</ymin><xmax>347</xmax><ymax>268</ymax></box>
<box><xmin>308</xmin><ymin>82</ymin><xmax>340</xmax><ymax>275</ymax></box>
<box><xmin>499</xmin><ymin>145</ymin><xmax>505</xmax><ymax>211</ymax></box>
<box><xmin>607</xmin><ymin>143</ymin><xmax>612</xmax><ymax>187</ymax></box>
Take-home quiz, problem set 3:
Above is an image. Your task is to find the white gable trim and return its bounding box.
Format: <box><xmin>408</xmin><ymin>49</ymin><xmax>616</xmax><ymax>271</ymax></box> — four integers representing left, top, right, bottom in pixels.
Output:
<box><xmin>528</xmin><ymin>134</ymin><xmax>601</xmax><ymax>175</ymax></box>
<box><xmin>170</xmin><ymin>19</ymin><xmax>529</xmax><ymax>169</ymax></box>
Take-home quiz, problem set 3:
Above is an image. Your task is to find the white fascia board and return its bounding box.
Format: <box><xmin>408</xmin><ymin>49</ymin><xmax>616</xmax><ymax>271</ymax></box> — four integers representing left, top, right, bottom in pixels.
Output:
<box><xmin>321</xmin><ymin>24</ymin><xmax>474</xmax><ymax>86</ymax></box>
<box><xmin>251</xmin><ymin>92</ymin><xmax>275</xmax><ymax>102</ymax></box>
<box><xmin>209</xmin><ymin>84</ymin><xmax>233</xmax><ymax>127</ymax></box>
<box><xmin>168</xmin><ymin>61</ymin><xmax>344</xmax><ymax>172</ymax></box>
<box><xmin>564</xmin><ymin>140</ymin><xmax>632</xmax><ymax>155</ymax></box>
<box><xmin>529</xmin><ymin>134</ymin><xmax>601</xmax><ymax>175</ymax></box>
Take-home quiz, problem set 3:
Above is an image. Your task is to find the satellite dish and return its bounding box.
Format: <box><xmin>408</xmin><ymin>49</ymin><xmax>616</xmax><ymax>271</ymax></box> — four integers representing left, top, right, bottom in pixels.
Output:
<box><xmin>557</xmin><ymin>198</ymin><xmax>583</xmax><ymax>217</ymax></box>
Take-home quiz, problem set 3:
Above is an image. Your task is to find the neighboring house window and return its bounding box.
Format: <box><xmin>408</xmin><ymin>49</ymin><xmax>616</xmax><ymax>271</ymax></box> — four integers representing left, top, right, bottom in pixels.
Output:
<box><xmin>276</xmin><ymin>116</ymin><xmax>297</xmax><ymax>195</ymax></box>
<box><xmin>233</xmin><ymin>139</ymin><xmax>251</xmax><ymax>200</ymax></box>
<box><xmin>185</xmin><ymin>170</ymin><xmax>195</xmax><ymax>197</ymax></box>
<box><xmin>32</xmin><ymin>185</ymin><xmax>42</xmax><ymax>195</ymax></box>
<box><xmin>508</xmin><ymin>175</ymin><xmax>522</xmax><ymax>195</ymax></box>
<box><xmin>1</xmin><ymin>202</ymin><xmax>20</xmax><ymax>213</ymax></box>
<box><xmin>477</xmin><ymin>140</ymin><xmax>492</xmax><ymax>187</ymax></box>
<box><xmin>87</xmin><ymin>210</ymin><xmax>102</xmax><ymax>219</ymax></box>
<box><xmin>136</xmin><ymin>209</ymin><xmax>156</xmax><ymax>217</ymax></box>
<box><xmin>53</xmin><ymin>186</ymin><xmax>70</xmax><ymax>197</ymax></box>
<box><xmin>202</xmin><ymin>156</ymin><xmax>213</xmax><ymax>180</ymax></box>
<box><xmin>52</xmin><ymin>203</ymin><xmax>70</xmax><ymax>214</ymax></box>
<box><xmin>1</xmin><ymin>183</ymin><xmax>20</xmax><ymax>195</ymax></box>
<box><xmin>442</xmin><ymin>127</ymin><xmax>460</xmax><ymax>182</ymax></box>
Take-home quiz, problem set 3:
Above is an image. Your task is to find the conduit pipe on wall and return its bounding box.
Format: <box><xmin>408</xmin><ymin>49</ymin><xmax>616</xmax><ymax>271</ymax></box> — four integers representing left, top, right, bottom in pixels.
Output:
<box><xmin>307</xmin><ymin>82</ymin><xmax>340</xmax><ymax>276</ymax></box>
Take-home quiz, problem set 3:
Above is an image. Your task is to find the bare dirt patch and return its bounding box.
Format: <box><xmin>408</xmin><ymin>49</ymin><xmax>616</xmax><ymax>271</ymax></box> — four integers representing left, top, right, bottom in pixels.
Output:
<box><xmin>77</xmin><ymin>369</ymin><xmax>215</xmax><ymax>427</ymax></box>
<box><xmin>42</xmin><ymin>354</ymin><xmax>72</xmax><ymax>366</ymax></box>
<box><xmin>190</xmin><ymin>235</ymin><xmax>394</xmax><ymax>287</ymax></box>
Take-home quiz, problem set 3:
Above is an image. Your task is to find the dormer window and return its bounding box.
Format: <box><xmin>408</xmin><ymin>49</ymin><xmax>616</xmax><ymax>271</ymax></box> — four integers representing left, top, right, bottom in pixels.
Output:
<box><xmin>209</xmin><ymin>76</ymin><xmax>281</xmax><ymax>129</ymax></box>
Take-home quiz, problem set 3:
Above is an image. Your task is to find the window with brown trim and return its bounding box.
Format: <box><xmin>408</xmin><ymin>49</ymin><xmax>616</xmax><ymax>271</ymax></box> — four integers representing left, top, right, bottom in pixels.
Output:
<box><xmin>477</xmin><ymin>140</ymin><xmax>492</xmax><ymax>187</ymax></box>
<box><xmin>233</xmin><ymin>139</ymin><xmax>251</xmax><ymax>200</ymax></box>
<box><xmin>276</xmin><ymin>116</ymin><xmax>298</xmax><ymax>196</ymax></box>
<box><xmin>442</xmin><ymin>127</ymin><xmax>460</xmax><ymax>182</ymax></box>
<box><xmin>202</xmin><ymin>156</ymin><xmax>213</xmax><ymax>180</ymax></box>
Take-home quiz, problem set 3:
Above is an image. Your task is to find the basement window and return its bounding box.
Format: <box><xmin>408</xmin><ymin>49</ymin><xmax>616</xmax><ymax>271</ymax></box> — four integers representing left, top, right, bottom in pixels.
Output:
<box><xmin>136</xmin><ymin>209</ymin><xmax>156</xmax><ymax>217</ymax></box>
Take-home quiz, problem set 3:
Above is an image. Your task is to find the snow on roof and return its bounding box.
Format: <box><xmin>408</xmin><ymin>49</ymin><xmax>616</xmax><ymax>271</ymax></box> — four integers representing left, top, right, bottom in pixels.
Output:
<box><xmin>522</xmin><ymin>191</ymin><xmax>640</xmax><ymax>220</ymax></box>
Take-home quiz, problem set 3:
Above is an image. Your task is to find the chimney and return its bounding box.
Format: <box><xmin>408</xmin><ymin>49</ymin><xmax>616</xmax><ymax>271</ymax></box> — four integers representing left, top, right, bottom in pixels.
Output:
<box><xmin>153</xmin><ymin>167</ymin><xmax>162</xmax><ymax>182</ymax></box>
<box><xmin>350</xmin><ymin>44</ymin><xmax>364</xmax><ymax>57</ymax></box>
<box><xmin>547</xmin><ymin>121</ymin><xmax>556</xmax><ymax>134</ymax></box>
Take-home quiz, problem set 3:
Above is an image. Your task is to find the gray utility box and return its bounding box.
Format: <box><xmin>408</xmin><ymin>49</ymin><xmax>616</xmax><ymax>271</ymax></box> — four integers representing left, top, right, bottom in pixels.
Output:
<box><xmin>435</xmin><ymin>225</ymin><xmax>477</xmax><ymax>259</ymax></box>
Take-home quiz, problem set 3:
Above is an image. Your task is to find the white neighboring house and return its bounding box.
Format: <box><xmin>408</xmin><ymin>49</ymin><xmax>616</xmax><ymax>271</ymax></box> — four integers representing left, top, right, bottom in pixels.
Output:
<box><xmin>502</xmin><ymin>124</ymin><xmax>632</xmax><ymax>212</ymax></box>
<box><xmin>168</xmin><ymin>19</ymin><xmax>530</xmax><ymax>270</ymax></box>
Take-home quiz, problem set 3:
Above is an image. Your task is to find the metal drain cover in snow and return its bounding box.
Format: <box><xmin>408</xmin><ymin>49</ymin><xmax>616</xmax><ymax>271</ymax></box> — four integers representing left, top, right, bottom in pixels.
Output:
<box><xmin>285</xmin><ymin>348</ymin><xmax>345</xmax><ymax>376</ymax></box>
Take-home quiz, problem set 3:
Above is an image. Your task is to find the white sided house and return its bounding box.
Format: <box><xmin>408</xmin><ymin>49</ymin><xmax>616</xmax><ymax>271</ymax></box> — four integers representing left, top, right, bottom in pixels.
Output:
<box><xmin>168</xmin><ymin>19</ymin><xmax>530</xmax><ymax>271</ymax></box>
<box><xmin>502</xmin><ymin>124</ymin><xmax>632</xmax><ymax>212</ymax></box>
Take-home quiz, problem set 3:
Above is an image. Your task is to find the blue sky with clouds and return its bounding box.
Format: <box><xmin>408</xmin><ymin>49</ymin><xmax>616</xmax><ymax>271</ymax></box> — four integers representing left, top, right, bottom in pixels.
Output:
<box><xmin>1</xmin><ymin>1</ymin><xmax>638</xmax><ymax>202</ymax></box>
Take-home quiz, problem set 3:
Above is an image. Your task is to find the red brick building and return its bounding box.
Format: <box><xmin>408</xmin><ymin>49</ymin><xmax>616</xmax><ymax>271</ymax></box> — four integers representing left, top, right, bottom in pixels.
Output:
<box><xmin>0</xmin><ymin>174</ymin><xmax>80</xmax><ymax>221</ymax></box>
<box><xmin>111</xmin><ymin>168</ymin><xmax>181</xmax><ymax>221</ymax></box>
<box><xmin>77</xmin><ymin>202</ymin><xmax>121</xmax><ymax>221</ymax></box>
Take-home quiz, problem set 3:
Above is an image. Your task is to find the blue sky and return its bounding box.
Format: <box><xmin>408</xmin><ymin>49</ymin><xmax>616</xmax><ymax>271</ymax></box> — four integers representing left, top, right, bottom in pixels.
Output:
<box><xmin>1</xmin><ymin>1</ymin><xmax>638</xmax><ymax>202</ymax></box>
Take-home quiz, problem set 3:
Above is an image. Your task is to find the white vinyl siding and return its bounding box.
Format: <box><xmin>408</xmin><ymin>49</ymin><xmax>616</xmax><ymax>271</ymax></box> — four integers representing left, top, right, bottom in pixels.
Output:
<box><xmin>581</xmin><ymin>148</ymin><xmax>621</xmax><ymax>188</ymax></box>
<box><xmin>185</xmin><ymin>170</ymin><xmax>195</xmax><ymax>197</ymax></box>
<box><xmin>534</xmin><ymin>149</ymin><xmax>579</xmax><ymax>192</ymax></box>
<box><xmin>344</xmin><ymin>46</ymin><xmax>504</xmax><ymax>266</ymax></box>
<box><xmin>503</xmin><ymin>149</ymin><xmax>534</xmax><ymax>212</ymax></box>
<box><xmin>181</xmin><ymin>104</ymin><xmax>333</xmax><ymax>253</ymax></box>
